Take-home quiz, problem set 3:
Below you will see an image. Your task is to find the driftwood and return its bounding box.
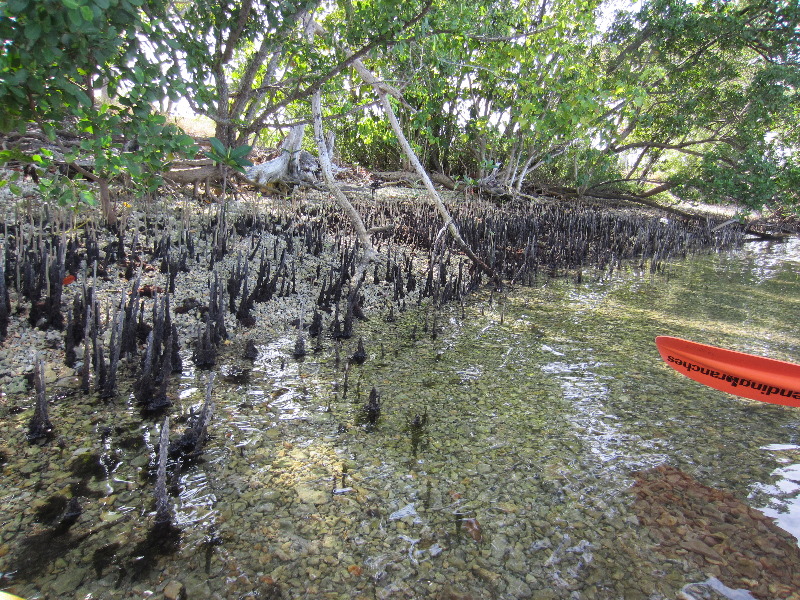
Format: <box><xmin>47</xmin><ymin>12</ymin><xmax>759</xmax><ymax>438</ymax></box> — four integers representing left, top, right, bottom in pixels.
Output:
<box><xmin>584</xmin><ymin>189</ymin><xmax>705</xmax><ymax>220</ymax></box>
<box><xmin>514</xmin><ymin>183</ymin><xmax>792</xmax><ymax>239</ymax></box>
<box><xmin>247</xmin><ymin>124</ymin><xmax>311</xmax><ymax>185</ymax></box>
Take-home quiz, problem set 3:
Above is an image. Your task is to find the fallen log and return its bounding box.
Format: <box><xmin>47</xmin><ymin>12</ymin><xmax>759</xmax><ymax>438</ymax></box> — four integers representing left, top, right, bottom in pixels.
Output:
<box><xmin>373</xmin><ymin>170</ymin><xmax>458</xmax><ymax>190</ymax></box>
<box><xmin>162</xmin><ymin>164</ymin><xmax>221</xmax><ymax>185</ymax></box>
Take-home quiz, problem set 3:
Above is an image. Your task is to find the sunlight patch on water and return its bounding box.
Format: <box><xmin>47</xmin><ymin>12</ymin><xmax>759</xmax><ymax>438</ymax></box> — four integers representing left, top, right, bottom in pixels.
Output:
<box><xmin>175</xmin><ymin>470</ymin><xmax>217</xmax><ymax>527</ymax></box>
<box><xmin>541</xmin><ymin>351</ymin><xmax>668</xmax><ymax>478</ymax></box>
<box><xmin>736</xmin><ymin>237</ymin><xmax>800</xmax><ymax>285</ymax></box>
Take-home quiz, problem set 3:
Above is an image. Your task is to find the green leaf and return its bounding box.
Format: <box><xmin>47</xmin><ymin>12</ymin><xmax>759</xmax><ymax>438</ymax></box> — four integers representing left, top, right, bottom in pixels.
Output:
<box><xmin>24</xmin><ymin>21</ymin><xmax>42</xmax><ymax>42</ymax></box>
<box><xmin>230</xmin><ymin>144</ymin><xmax>252</xmax><ymax>159</ymax></box>
<box><xmin>6</xmin><ymin>0</ymin><xmax>29</xmax><ymax>10</ymax></box>
<box><xmin>209</xmin><ymin>137</ymin><xmax>226</xmax><ymax>156</ymax></box>
<box><xmin>67</xmin><ymin>9</ymin><xmax>83</xmax><ymax>28</ymax></box>
<box><xmin>80</xmin><ymin>189</ymin><xmax>98</xmax><ymax>207</ymax></box>
<box><xmin>0</xmin><ymin>148</ymin><xmax>29</xmax><ymax>164</ymax></box>
<box><xmin>74</xmin><ymin>88</ymin><xmax>92</xmax><ymax>107</ymax></box>
<box><xmin>176</xmin><ymin>134</ymin><xmax>196</xmax><ymax>147</ymax></box>
<box><xmin>80</xmin><ymin>5</ymin><xmax>94</xmax><ymax>21</ymax></box>
<box><xmin>9</xmin><ymin>68</ymin><xmax>28</xmax><ymax>85</ymax></box>
<box><xmin>126</xmin><ymin>160</ymin><xmax>142</xmax><ymax>177</ymax></box>
<box><xmin>61</xmin><ymin>0</ymin><xmax>80</xmax><ymax>8</ymax></box>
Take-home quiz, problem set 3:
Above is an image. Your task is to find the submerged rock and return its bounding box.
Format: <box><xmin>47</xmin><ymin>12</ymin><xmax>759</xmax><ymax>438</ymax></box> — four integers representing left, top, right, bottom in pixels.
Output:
<box><xmin>632</xmin><ymin>465</ymin><xmax>800</xmax><ymax>598</ymax></box>
<box><xmin>163</xmin><ymin>580</ymin><xmax>186</xmax><ymax>600</ymax></box>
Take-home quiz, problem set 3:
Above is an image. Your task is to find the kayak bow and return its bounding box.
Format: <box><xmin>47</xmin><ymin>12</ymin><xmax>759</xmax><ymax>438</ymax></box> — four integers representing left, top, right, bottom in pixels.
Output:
<box><xmin>655</xmin><ymin>336</ymin><xmax>800</xmax><ymax>408</ymax></box>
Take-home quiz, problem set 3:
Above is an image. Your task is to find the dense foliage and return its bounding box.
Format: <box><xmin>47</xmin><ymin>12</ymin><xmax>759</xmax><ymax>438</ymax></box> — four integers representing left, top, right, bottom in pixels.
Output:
<box><xmin>1</xmin><ymin>0</ymin><xmax>798</xmax><ymax>214</ymax></box>
<box><xmin>0</xmin><ymin>0</ymin><xmax>196</xmax><ymax>220</ymax></box>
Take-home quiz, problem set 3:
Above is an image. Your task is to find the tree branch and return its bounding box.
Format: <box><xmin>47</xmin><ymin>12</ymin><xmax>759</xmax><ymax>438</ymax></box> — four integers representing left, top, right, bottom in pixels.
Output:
<box><xmin>273</xmin><ymin>100</ymin><xmax>380</xmax><ymax>128</ymax></box>
<box><xmin>428</xmin><ymin>24</ymin><xmax>556</xmax><ymax>43</ymax></box>
<box><xmin>244</xmin><ymin>1</ymin><xmax>432</xmax><ymax>134</ymax></box>
<box><xmin>611</xmin><ymin>137</ymin><xmax>729</xmax><ymax>153</ymax></box>
<box><xmin>221</xmin><ymin>0</ymin><xmax>253</xmax><ymax>64</ymax></box>
<box><xmin>610</xmin><ymin>138</ymin><xmax>741</xmax><ymax>168</ymax></box>
<box><xmin>311</xmin><ymin>89</ymin><xmax>376</xmax><ymax>261</ymax></box>
<box><xmin>346</xmin><ymin>54</ymin><xmax>495</xmax><ymax>280</ymax></box>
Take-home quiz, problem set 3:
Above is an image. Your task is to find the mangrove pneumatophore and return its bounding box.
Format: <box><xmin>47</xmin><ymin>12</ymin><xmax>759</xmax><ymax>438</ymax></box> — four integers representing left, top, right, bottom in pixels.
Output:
<box><xmin>363</xmin><ymin>386</ymin><xmax>381</xmax><ymax>426</ymax></box>
<box><xmin>168</xmin><ymin>374</ymin><xmax>215</xmax><ymax>462</ymax></box>
<box><xmin>293</xmin><ymin>334</ymin><xmax>307</xmax><ymax>359</ymax></box>
<box><xmin>350</xmin><ymin>337</ymin><xmax>367</xmax><ymax>365</ymax></box>
<box><xmin>243</xmin><ymin>338</ymin><xmax>259</xmax><ymax>360</ymax></box>
<box><xmin>134</xmin><ymin>304</ymin><xmax>176</xmax><ymax>413</ymax></box>
<box><xmin>79</xmin><ymin>294</ymin><xmax>93</xmax><ymax>394</ymax></box>
<box><xmin>0</xmin><ymin>256</ymin><xmax>9</xmax><ymax>342</ymax></box>
<box><xmin>308</xmin><ymin>310</ymin><xmax>323</xmax><ymax>338</ymax></box>
<box><xmin>193</xmin><ymin>316</ymin><xmax>217</xmax><ymax>369</ymax></box>
<box><xmin>27</xmin><ymin>356</ymin><xmax>53</xmax><ymax>443</ymax></box>
<box><xmin>169</xmin><ymin>323</ymin><xmax>182</xmax><ymax>374</ymax></box>
<box><xmin>52</xmin><ymin>497</ymin><xmax>82</xmax><ymax>536</ymax></box>
<box><xmin>64</xmin><ymin>306</ymin><xmax>76</xmax><ymax>368</ymax></box>
<box><xmin>100</xmin><ymin>293</ymin><xmax>125</xmax><ymax>400</ymax></box>
<box><xmin>409</xmin><ymin>410</ymin><xmax>428</xmax><ymax>457</ymax></box>
<box><xmin>193</xmin><ymin>272</ymin><xmax>228</xmax><ymax>368</ymax></box>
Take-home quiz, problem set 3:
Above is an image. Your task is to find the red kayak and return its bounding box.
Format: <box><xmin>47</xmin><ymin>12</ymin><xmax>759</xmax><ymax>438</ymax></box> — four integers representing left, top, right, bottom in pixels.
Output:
<box><xmin>655</xmin><ymin>336</ymin><xmax>800</xmax><ymax>408</ymax></box>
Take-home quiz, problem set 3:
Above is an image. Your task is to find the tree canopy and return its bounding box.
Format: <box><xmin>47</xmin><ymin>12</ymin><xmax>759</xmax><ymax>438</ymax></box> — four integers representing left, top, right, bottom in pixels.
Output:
<box><xmin>1</xmin><ymin>0</ymin><xmax>798</xmax><ymax>216</ymax></box>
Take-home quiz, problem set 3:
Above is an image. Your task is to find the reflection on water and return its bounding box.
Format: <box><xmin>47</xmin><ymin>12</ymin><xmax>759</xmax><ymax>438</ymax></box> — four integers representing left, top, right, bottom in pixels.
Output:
<box><xmin>1</xmin><ymin>239</ymin><xmax>799</xmax><ymax>599</ymax></box>
<box><xmin>751</xmin><ymin>444</ymin><xmax>800</xmax><ymax>542</ymax></box>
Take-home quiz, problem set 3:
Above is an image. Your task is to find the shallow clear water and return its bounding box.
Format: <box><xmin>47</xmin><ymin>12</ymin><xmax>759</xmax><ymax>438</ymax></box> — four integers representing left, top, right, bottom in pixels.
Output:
<box><xmin>1</xmin><ymin>239</ymin><xmax>799</xmax><ymax>599</ymax></box>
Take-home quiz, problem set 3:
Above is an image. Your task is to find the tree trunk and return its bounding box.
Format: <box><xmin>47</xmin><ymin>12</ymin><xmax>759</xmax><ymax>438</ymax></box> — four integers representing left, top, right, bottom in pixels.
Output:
<box><xmin>98</xmin><ymin>178</ymin><xmax>116</xmax><ymax>227</ymax></box>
